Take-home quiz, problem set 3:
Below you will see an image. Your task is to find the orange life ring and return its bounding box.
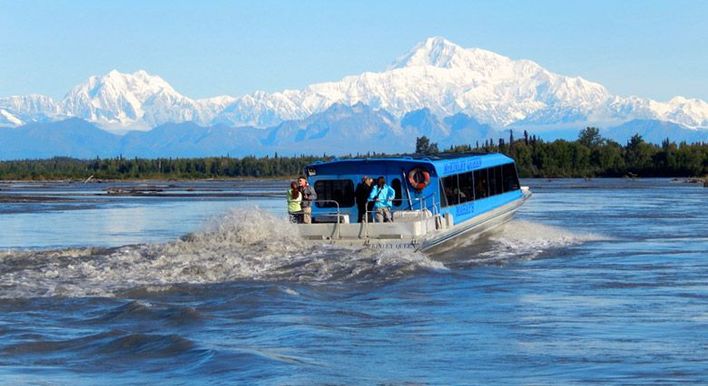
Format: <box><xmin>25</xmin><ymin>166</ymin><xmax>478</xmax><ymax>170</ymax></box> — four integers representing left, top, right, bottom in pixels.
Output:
<box><xmin>408</xmin><ymin>168</ymin><xmax>430</xmax><ymax>191</ymax></box>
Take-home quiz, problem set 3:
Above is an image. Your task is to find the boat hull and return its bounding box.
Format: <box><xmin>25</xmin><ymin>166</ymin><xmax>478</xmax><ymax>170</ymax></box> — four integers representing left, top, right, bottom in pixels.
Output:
<box><xmin>299</xmin><ymin>190</ymin><xmax>530</xmax><ymax>252</ymax></box>
<box><xmin>420</xmin><ymin>192</ymin><xmax>526</xmax><ymax>253</ymax></box>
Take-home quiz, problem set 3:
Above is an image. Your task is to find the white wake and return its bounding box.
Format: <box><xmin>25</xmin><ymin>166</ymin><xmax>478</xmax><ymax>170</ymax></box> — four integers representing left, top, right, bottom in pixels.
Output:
<box><xmin>0</xmin><ymin>209</ymin><xmax>445</xmax><ymax>298</ymax></box>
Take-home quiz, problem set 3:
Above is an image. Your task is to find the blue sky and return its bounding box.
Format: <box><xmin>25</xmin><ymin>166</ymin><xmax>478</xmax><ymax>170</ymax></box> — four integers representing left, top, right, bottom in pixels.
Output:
<box><xmin>1</xmin><ymin>0</ymin><xmax>706</xmax><ymax>100</ymax></box>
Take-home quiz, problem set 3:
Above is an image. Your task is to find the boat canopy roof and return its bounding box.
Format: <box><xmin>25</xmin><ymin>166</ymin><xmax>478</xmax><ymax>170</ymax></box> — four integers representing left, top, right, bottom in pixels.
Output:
<box><xmin>307</xmin><ymin>152</ymin><xmax>515</xmax><ymax>178</ymax></box>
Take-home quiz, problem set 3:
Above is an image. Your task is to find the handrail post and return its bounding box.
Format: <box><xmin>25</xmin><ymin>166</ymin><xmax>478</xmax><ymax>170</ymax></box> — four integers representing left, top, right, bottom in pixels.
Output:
<box><xmin>309</xmin><ymin>199</ymin><xmax>342</xmax><ymax>239</ymax></box>
<box><xmin>335</xmin><ymin>201</ymin><xmax>341</xmax><ymax>239</ymax></box>
<box><xmin>364</xmin><ymin>199</ymin><xmax>370</xmax><ymax>238</ymax></box>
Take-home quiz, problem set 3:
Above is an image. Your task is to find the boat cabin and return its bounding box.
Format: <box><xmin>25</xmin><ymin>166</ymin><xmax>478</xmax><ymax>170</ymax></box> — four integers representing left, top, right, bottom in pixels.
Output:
<box><xmin>305</xmin><ymin>153</ymin><xmax>522</xmax><ymax>226</ymax></box>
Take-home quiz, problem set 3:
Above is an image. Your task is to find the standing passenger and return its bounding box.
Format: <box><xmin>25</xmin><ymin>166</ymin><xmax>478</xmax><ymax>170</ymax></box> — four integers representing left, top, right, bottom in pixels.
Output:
<box><xmin>287</xmin><ymin>181</ymin><xmax>302</xmax><ymax>223</ymax></box>
<box><xmin>298</xmin><ymin>176</ymin><xmax>317</xmax><ymax>224</ymax></box>
<box><xmin>368</xmin><ymin>176</ymin><xmax>395</xmax><ymax>223</ymax></box>
<box><xmin>354</xmin><ymin>176</ymin><xmax>374</xmax><ymax>223</ymax></box>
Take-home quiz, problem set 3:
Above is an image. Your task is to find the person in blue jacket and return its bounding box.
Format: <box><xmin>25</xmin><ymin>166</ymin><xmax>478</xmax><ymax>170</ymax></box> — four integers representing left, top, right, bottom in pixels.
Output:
<box><xmin>368</xmin><ymin>176</ymin><xmax>395</xmax><ymax>223</ymax></box>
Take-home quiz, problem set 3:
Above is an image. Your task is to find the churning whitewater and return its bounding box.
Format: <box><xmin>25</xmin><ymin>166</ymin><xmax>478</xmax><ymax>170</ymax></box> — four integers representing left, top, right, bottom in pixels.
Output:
<box><xmin>0</xmin><ymin>209</ymin><xmax>599</xmax><ymax>298</ymax></box>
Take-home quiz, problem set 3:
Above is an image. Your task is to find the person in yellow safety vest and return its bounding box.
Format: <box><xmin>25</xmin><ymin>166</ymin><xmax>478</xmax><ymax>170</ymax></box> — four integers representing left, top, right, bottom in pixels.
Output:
<box><xmin>287</xmin><ymin>181</ymin><xmax>303</xmax><ymax>223</ymax></box>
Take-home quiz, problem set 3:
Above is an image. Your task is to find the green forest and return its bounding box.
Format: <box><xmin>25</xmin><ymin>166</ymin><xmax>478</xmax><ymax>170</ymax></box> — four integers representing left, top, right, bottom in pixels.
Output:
<box><xmin>0</xmin><ymin>128</ymin><xmax>705</xmax><ymax>180</ymax></box>
<box><xmin>436</xmin><ymin>128</ymin><xmax>707</xmax><ymax>178</ymax></box>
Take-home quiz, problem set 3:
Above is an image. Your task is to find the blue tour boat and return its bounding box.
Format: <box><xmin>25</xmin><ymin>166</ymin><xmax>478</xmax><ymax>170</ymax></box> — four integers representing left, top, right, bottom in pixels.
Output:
<box><xmin>297</xmin><ymin>153</ymin><xmax>531</xmax><ymax>252</ymax></box>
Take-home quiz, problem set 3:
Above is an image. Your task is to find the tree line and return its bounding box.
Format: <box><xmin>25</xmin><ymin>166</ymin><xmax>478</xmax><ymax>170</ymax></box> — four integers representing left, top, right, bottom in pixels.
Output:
<box><xmin>0</xmin><ymin>128</ymin><xmax>705</xmax><ymax>180</ymax></box>
<box><xmin>0</xmin><ymin>155</ymin><xmax>325</xmax><ymax>180</ymax></box>
<box><xmin>421</xmin><ymin>128</ymin><xmax>707</xmax><ymax>178</ymax></box>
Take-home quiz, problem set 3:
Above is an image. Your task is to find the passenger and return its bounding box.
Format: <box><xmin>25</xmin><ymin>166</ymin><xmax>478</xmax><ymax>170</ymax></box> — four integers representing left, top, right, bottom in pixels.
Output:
<box><xmin>354</xmin><ymin>176</ymin><xmax>374</xmax><ymax>223</ymax></box>
<box><xmin>297</xmin><ymin>175</ymin><xmax>317</xmax><ymax>224</ymax></box>
<box><xmin>368</xmin><ymin>176</ymin><xmax>395</xmax><ymax>223</ymax></box>
<box><xmin>476</xmin><ymin>178</ymin><xmax>488</xmax><ymax>199</ymax></box>
<box><xmin>287</xmin><ymin>181</ymin><xmax>302</xmax><ymax>223</ymax></box>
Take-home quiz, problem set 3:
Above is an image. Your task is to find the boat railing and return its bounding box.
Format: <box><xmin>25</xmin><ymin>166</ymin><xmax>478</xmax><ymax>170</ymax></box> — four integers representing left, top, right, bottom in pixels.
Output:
<box><xmin>311</xmin><ymin>196</ymin><xmax>432</xmax><ymax>239</ymax></box>
<box><xmin>310</xmin><ymin>196</ymin><xmax>442</xmax><ymax>240</ymax></box>
<box><xmin>414</xmin><ymin>194</ymin><xmax>441</xmax><ymax>234</ymax></box>
<box><xmin>364</xmin><ymin>194</ymin><xmax>440</xmax><ymax>222</ymax></box>
<box><xmin>413</xmin><ymin>193</ymin><xmax>440</xmax><ymax>216</ymax></box>
<box><xmin>361</xmin><ymin>193</ymin><xmax>442</xmax><ymax>237</ymax></box>
<box><xmin>311</xmin><ymin>199</ymin><xmax>342</xmax><ymax>239</ymax></box>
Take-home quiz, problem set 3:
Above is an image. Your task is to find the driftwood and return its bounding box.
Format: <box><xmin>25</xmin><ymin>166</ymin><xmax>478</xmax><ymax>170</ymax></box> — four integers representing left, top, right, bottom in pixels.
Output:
<box><xmin>105</xmin><ymin>186</ymin><xmax>165</xmax><ymax>196</ymax></box>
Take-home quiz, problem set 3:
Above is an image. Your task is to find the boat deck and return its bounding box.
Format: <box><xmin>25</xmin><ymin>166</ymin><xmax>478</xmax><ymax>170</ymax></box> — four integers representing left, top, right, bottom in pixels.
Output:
<box><xmin>297</xmin><ymin>188</ymin><xmax>531</xmax><ymax>251</ymax></box>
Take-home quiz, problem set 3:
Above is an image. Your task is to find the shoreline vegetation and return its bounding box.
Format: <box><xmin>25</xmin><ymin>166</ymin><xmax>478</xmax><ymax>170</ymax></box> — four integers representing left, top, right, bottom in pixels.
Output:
<box><xmin>0</xmin><ymin>128</ymin><xmax>705</xmax><ymax>181</ymax></box>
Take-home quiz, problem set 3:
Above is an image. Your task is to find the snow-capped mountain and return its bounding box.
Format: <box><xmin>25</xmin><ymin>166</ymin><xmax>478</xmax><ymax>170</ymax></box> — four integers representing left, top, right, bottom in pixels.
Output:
<box><xmin>217</xmin><ymin>37</ymin><xmax>705</xmax><ymax>129</ymax></box>
<box><xmin>0</xmin><ymin>94</ymin><xmax>64</xmax><ymax>126</ymax></box>
<box><xmin>1</xmin><ymin>37</ymin><xmax>706</xmax><ymax>132</ymax></box>
<box><xmin>1</xmin><ymin>70</ymin><xmax>235</xmax><ymax>131</ymax></box>
<box><xmin>61</xmin><ymin>70</ymin><xmax>236</xmax><ymax>130</ymax></box>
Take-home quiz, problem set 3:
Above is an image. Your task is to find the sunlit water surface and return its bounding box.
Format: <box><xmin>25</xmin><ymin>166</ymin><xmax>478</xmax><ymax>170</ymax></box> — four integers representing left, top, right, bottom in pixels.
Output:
<box><xmin>0</xmin><ymin>179</ymin><xmax>705</xmax><ymax>384</ymax></box>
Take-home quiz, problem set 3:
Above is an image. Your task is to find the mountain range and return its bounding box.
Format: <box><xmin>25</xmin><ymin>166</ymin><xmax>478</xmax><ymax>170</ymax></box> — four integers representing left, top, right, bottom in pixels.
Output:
<box><xmin>1</xmin><ymin>37</ymin><xmax>706</xmax><ymax>159</ymax></box>
<box><xmin>0</xmin><ymin>105</ymin><xmax>491</xmax><ymax>159</ymax></box>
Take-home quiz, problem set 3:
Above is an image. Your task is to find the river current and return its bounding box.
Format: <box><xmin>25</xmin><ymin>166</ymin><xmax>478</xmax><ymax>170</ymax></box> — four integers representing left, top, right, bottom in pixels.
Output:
<box><xmin>0</xmin><ymin>178</ymin><xmax>705</xmax><ymax>384</ymax></box>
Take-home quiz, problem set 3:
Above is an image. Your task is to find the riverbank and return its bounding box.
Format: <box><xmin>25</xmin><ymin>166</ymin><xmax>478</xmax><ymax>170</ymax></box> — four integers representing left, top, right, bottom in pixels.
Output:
<box><xmin>0</xmin><ymin>177</ymin><xmax>704</xmax><ymax>205</ymax></box>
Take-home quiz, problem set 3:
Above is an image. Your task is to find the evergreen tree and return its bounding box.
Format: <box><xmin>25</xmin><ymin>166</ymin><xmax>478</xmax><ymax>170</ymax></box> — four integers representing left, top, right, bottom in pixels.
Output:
<box><xmin>415</xmin><ymin>136</ymin><xmax>439</xmax><ymax>154</ymax></box>
<box><xmin>578</xmin><ymin>127</ymin><xmax>604</xmax><ymax>148</ymax></box>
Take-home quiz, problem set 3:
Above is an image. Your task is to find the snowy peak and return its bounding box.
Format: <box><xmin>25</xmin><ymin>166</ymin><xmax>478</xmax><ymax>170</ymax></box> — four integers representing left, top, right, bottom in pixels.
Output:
<box><xmin>227</xmin><ymin>37</ymin><xmax>614</xmax><ymax>127</ymax></box>
<box><xmin>58</xmin><ymin>70</ymin><xmax>227</xmax><ymax>130</ymax></box>
<box><xmin>0</xmin><ymin>94</ymin><xmax>61</xmax><ymax>114</ymax></box>
<box><xmin>0</xmin><ymin>94</ymin><xmax>63</xmax><ymax>126</ymax></box>
<box><xmin>62</xmin><ymin>70</ymin><xmax>189</xmax><ymax>129</ymax></box>
<box><xmin>389</xmin><ymin>36</ymin><xmax>508</xmax><ymax>70</ymax></box>
<box><xmin>390</xmin><ymin>37</ymin><xmax>466</xmax><ymax>69</ymax></box>
<box><xmin>73</xmin><ymin>70</ymin><xmax>180</xmax><ymax>100</ymax></box>
<box><xmin>661</xmin><ymin>97</ymin><xmax>708</xmax><ymax>128</ymax></box>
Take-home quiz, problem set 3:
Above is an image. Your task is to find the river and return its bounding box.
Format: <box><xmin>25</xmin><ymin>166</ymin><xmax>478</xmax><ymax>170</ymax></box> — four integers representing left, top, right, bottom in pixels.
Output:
<box><xmin>0</xmin><ymin>178</ymin><xmax>706</xmax><ymax>384</ymax></box>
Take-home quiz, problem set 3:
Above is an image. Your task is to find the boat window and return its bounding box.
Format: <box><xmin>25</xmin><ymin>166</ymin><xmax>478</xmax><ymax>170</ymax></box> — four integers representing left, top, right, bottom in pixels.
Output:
<box><xmin>441</xmin><ymin>175</ymin><xmax>459</xmax><ymax>206</ymax></box>
<box><xmin>391</xmin><ymin>178</ymin><xmax>403</xmax><ymax>207</ymax></box>
<box><xmin>458</xmin><ymin>171</ymin><xmax>474</xmax><ymax>203</ymax></box>
<box><xmin>495</xmin><ymin>166</ymin><xmax>504</xmax><ymax>195</ymax></box>
<box><xmin>439</xmin><ymin>180</ymin><xmax>448</xmax><ymax>208</ymax></box>
<box><xmin>439</xmin><ymin>161</ymin><xmax>519</xmax><ymax>206</ymax></box>
<box><xmin>503</xmin><ymin>163</ymin><xmax>520</xmax><ymax>192</ymax></box>
<box><xmin>474</xmin><ymin>169</ymin><xmax>489</xmax><ymax>199</ymax></box>
<box><xmin>488</xmin><ymin>166</ymin><xmax>497</xmax><ymax>196</ymax></box>
<box><xmin>489</xmin><ymin>166</ymin><xmax>503</xmax><ymax>196</ymax></box>
<box><xmin>314</xmin><ymin>179</ymin><xmax>355</xmax><ymax>208</ymax></box>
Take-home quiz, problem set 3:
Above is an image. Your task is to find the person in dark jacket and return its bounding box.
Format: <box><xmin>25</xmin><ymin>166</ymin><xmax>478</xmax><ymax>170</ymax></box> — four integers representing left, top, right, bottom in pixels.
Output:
<box><xmin>297</xmin><ymin>175</ymin><xmax>317</xmax><ymax>224</ymax></box>
<box><xmin>354</xmin><ymin>176</ymin><xmax>374</xmax><ymax>223</ymax></box>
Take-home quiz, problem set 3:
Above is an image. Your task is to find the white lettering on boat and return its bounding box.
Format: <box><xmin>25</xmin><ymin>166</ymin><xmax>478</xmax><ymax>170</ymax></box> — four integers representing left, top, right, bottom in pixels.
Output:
<box><xmin>442</xmin><ymin>159</ymin><xmax>482</xmax><ymax>175</ymax></box>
